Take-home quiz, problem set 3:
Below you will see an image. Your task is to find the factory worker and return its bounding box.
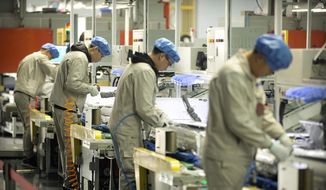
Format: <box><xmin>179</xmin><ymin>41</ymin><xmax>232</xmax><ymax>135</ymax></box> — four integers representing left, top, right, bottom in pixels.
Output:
<box><xmin>109</xmin><ymin>38</ymin><xmax>180</xmax><ymax>190</ymax></box>
<box><xmin>50</xmin><ymin>36</ymin><xmax>110</xmax><ymax>189</ymax></box>
<box><xmin>14</xmin><ymin>43</ymin><xmax>59</xmax><ymax>168</ymax></box>
<box><xmin>203</xmin><ymin>34</ymin><xmax>293</xmax><ymax>190</ymax></box>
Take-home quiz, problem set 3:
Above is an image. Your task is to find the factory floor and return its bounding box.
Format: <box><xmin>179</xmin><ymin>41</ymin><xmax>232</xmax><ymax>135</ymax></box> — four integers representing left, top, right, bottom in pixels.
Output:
<box><xmin>0</xmin><ymin>133</ymin><xmax>262</xmax><ymax>190</ymax></box>
<box><xmin>0</xmin><ymin>134</ymin><xmax>62</xmax><ymax>189</ymax></box>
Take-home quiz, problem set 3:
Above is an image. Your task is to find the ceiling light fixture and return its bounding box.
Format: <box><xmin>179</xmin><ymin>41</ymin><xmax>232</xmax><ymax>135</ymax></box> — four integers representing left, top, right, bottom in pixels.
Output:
<box><xmin>292</xmin><ymin>2</ymin><xmax>326</xmax><ymax>13</ymax></box>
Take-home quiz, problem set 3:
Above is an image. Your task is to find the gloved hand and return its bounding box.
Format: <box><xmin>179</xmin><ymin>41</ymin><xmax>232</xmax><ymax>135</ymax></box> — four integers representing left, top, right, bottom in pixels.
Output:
<box><xmin>279</xmin><ymin>134</ymin><xmax>293</xmax><ymax>148</ymax></box>
<box><xmin>160</xmin><ymin>112</ymin><xmax>173</xmax><ymax>127</ymax></box>
<box><xmin>93</xmin><ymin>84</ymin><xmax>100</xmax><ymax>91</ymax></box>
<box><xmin>269</xmin><ymin>141</ymin><xmax>292</xmax><ymax>162</ymax></box>
<box><xmin>90</xmin><ymin>86</ymin><xmax>99</xmax><ymax>96</ymax></box>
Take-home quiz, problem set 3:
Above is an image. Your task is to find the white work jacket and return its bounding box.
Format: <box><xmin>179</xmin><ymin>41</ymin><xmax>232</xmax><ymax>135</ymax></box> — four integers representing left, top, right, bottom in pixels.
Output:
<box><xmin>50</xmin><ymin>51</ymin><xmax>93</xmax><ymax>111</ymax></box>
<box><xmin>203</xmin><ymin>50</ymin><xmax>285</xmax><ymax>162</ymax></box>
<box><xmin>15</xmin><ymin>52</ymin><xmax>57</xmax><ymax>97</ymax></box>
<box><xmin>109</xmin><ymin>62</ymin><xmax>165</xmax><ymax>157</ymax></box>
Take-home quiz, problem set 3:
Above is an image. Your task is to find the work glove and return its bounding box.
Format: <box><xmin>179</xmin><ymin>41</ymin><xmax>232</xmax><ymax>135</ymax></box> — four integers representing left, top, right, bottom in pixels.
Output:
<box><xmin>269</xmin><ymin>141</ymin><xmax>292</xmax><ymax>162</ymax></box>
<box><xmin>160</xmin><ymin>112</ymin><xmax>173</xmax><ymax>127</ymax></box>
<box><xmin>279</xmin><ymin>134</ymin><xmax>293</xmax><ymax>148</ymax></box>
<box><xmin>90</xmin><ymin>86</ymin><xmax>99</xmax><ymax>96</ymax></box>
<box><xmin>93</xmin><ymin>84</ymin><xmax>100</xmax><ymax>91</ymax></box>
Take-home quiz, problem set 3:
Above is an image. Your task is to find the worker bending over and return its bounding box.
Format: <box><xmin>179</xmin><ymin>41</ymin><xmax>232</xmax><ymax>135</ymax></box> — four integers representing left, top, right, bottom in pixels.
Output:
<box><xmin>14</xmin><ymin>43</ymin><xmax>59</xmax><ymax>168</ymax></box>
<box><xmin>50</xmin><ymin>36</ymin><xmax>111</xmax><ymax>189</ymax></box>
<box><xmin>203</xmin><ymin>34</ymin><xmax>293</xmax><ymax>190</ymax></box>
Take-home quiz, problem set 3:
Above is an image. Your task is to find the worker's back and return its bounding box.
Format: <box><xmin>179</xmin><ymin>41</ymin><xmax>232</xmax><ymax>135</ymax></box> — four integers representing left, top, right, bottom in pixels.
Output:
<box><xmin>15</xmin><ymin>52</ymin><xmax>56</xmax><ymax>97</ymax></box>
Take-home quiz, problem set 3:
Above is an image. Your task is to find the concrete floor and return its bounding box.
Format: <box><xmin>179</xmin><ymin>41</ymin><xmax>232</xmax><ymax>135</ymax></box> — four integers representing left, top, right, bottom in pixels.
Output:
<box><xmin>0</xmin><ymin>133</ymin><xmax>62</xmax><ymax>190</ymax></box>
<box><xmin>0</xmin><ymin>160</ymin><xmax>62</xmax><ymax>190</ymax></box>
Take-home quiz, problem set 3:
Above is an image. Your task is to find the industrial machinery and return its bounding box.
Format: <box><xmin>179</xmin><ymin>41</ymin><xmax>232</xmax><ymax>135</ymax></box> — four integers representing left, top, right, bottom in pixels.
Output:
<box><xmin>0</xmin><ymin>74</ymin><xmax>24</xmax><ymax>139</ymax></box>
<box><xmin>132</xmin><ymin>29</ymin><xmax>175</xmax><ymax>53</ymax></box>
<box><xmin>77</xmin><ymin>87</ymin><xmax>119</xmax><ymax>189</ymax></box>
<box><xmin>174</xmin><ymin>47</ymin><xmax>207</xmax><ymax>73</ymax></box>
<box><xmin>275</xmin><ymin>49</ymin><xmax>326</xmax><ymax>129</ymax></box>
<box><xmin>155</xmin><ymin>97</ymin><xmax>208</xmax><ymax>156</ymax></box>
<box><xmin>30</xmin><ymin>109</ymin><xmax>59</xmax><ymax>176</ymax></box>
<box><xmin>155</xmin><ymin>127</ymin><xmax>177</xmax><ymax>155</ymax></box>
<box><xmin>89</xmin><ymin>62</ymin><xmax>112</xmax><ymax>85</ymax></box>
<box><xmin>274</xmin><ymin>48</ymin><xmax>326</xmax><ymax>190</ymax></box>
<box><xmin>111</xmin><ymin>45</ymin><xmax>132</xmax><ymax>68</ymax></box>
<box><xmin>70</xmin><ymin>124</ymin><xmax>118</xmax><ymax>190</ymax></box>
<box><xmin>206</xmin><ymin>27</ymin><xmax>226</xmax><ymax>74</ymax></box>
<box><xmin>133</xmin><ymin>97</ymin><xmax>208</xmax><ymax>190</ymax></box>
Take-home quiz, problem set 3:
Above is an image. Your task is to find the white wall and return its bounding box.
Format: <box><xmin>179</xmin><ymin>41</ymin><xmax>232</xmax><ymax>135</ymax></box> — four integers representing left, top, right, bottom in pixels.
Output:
<box><xmin>196</xmin><ymin>0</ymin><xmax>264</xmax><ymax>38</ymax></box>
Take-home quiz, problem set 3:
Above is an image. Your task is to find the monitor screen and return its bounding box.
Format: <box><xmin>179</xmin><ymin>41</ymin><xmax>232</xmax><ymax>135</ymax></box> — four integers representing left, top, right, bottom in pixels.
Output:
<box><xmin>50</xmin><ymin>45</ymin><xmax>67</xmax><ymax>64</ymax></box>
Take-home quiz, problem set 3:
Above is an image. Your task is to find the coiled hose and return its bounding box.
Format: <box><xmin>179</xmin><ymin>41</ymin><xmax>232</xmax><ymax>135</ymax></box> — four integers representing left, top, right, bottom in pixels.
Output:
<box><xmin>63</xmin><ymin>98</ymin><xmax>79</xmax><ymax>190</ymax></box>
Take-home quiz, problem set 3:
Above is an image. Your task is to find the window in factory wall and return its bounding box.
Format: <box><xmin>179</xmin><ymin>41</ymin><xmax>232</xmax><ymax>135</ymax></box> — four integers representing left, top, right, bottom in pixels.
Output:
<box><xmin>25</xmin><ymin>0</ymin><xmax>108</xmax><ymax>14</ymax></box>
<box><xmin>26</xmin><ymin>0</ymin><xmax>61</xmax><ymax>13</ymax></box>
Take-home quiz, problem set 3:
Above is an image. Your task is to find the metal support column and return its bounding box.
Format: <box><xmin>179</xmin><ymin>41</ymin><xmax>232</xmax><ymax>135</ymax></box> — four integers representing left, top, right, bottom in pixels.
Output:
<box><xmin>274</xmin><ymin>0</ymin><xmax>282</xmax><ymax>35</ymax></box>
<box><xmin>225</xmin><ymin>0</ymin><xmax>230</xmax><ymax>60</ymax></box>
<box><xmin>273</xmin><ymin>0</ymin><xmax>282</xmax><ymax>121</ymax></box>
<box><xmin>112</xmin><ymin>0</ymin><xmax>117</xmax><ymax>46</ymax></box>
<box><xmin>306</xmin><ymin>0</ymin><xmax>312</xmax><ymax>49</ymax></box>
<box><xmin>70</xmin><ymin>0</ymin><xmax>75</xmax><ymax>44</ymax></box>
<box><xmin>144</xmin><ymin>0</ymin><xmax>148</xmax><ymax>52</ymax></box>
<box><xmin>125</xmin><ymin>7</ymin><xmax>130</xmax><ymax>45</ymax></box>
<box><xmin>92</xmin><ymin>0</ymin><xmax>96</xmax><ymax>36</ymax></box>
<box><xmin>175</xmin><ymin>0</ymin><xmax>182</xmax><ymax>48</ymax></box>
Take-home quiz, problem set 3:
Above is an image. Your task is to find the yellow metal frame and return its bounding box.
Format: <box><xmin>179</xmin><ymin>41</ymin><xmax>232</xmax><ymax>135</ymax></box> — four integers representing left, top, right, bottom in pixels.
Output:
<box><xmin>69</xmin><ymin>124</ymin><xmax>103</xmax><ymax>163</ymax></box>
<box><xmin>30</xmin><ymin>109</ymin><xmax>53</xmax><ymax>144</ymax></box>
<box><xmin>133</xmin><ymin>147</ymin><xmax>182</xmax><ymax>190</ymax></box>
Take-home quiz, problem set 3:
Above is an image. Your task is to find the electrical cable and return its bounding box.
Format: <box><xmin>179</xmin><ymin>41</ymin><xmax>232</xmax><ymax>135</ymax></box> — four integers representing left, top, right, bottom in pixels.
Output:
<box><xmin>181</xmin><ymin>95</ymin><xmax>202</xmax><ymax>122</ymax></box>
<box><xmin>111</xmin><ymin>113</ymin><xmax>138</xmax><ymax>190</ymax></box>
<box><xmin>256</xmin><ymin>0</ymin><xmax>263</xmax><ymax>12</ymax></box>
<box><xmin>112</xmin><ymin>77</ymin><xmax>120</xmax><ymax>87</ymax></box>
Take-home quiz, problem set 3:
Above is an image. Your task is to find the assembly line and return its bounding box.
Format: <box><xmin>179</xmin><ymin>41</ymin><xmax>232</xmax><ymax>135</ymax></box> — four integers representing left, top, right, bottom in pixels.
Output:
<box><xmin>0</xmin><ymin>0</ymin><xmax>326</xmax><ymax>190</ymax></box>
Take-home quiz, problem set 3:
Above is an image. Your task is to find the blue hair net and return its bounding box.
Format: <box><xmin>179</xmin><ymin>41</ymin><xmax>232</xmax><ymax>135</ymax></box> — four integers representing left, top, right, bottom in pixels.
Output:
<box><xmin>42</xmin><ymin>43</ymin><xmax>59</xmax><ymax>59</ymax></box>
<box><xmin>91</xmin><ymin>36</ymin><xmax>111</xmax><ymax>56</ymax></box>
<box><xmin>255</xmin><ymin>34</ymin><xmax>292</xmax><ymax>71</ymax></box>
<box><xmin>154</xmin><ymin>38</ymin><xmax>180</xmax><ymax>64</ymax></box>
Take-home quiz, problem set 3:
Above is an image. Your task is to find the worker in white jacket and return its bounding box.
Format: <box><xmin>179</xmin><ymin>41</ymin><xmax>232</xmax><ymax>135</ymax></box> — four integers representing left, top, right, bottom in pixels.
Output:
<box><xmin>203</xmin><ymin>34</ymin><xmax>293</xmax><ymax>190</ymax></box>
<box><xmin>14</xmin><ymin>43</ymin><xmax>59</xmax><ymax>168</ymax></box>
<box><xmin>109</xmin><ymin>38</ymin><xmax>180</xmax><ymax>190</ymax></box>
<box><xmin>50</xmin><ymin>36</ymin><xmax>110</xmax><ymax>189</ymax></box>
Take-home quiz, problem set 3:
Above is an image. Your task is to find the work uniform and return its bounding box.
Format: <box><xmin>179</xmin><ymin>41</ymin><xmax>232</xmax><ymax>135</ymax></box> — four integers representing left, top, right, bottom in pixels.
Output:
<box><xmin>203</xmin><ymin>50</ymin><xmax>286</xmax><ymax>190</ymax></box>
<box><xmin>14</xmin><ymin>52</ymin><xmax>57</xmax><ymax>158</ymax></box>
<box><xmin>109</xmin><ymin>52</ymin><xmax>166</xmax><ymax>190</ymax></box>
<box><xmin>50</xmin><ymin>43</ymin><xmax>93</xmax><ymax>178</ymax></box>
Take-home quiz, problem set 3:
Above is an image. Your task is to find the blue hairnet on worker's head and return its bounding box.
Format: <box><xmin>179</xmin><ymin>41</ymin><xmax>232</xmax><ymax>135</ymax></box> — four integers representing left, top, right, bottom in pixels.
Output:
<box><xmin>91</xmin><ymin>36</ymin><xmax>111</xmax><ymax>56</ymax></box>
<box><xmin>42</xmin><ymin>43</ymin><xmax>59</xmax><ymax>59</ymax></box>
<box><xmin>154</xmin><ymin>38</ymin><xmax>180</xmax><ymax>64</ymax></box>
<box><xmin>255</xmin><ymin>34</ymin><xmax>292</xmax><ymax>71</ymax></box>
